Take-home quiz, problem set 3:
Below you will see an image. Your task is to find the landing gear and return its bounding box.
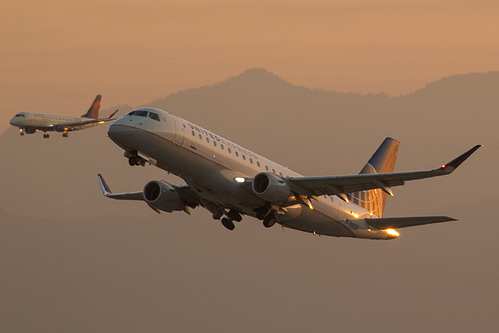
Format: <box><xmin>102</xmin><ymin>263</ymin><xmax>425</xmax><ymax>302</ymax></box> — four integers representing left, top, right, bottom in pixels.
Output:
<box><xmin>221</xmin><ymin>217</ymin><xmax>235</xmax><ymax>230</ymax></box>
<box><xmin>62</xmin><ymin>132</ymin><xmax>68</xmax><ymax>138</ymax></box>
<box><xmin>128</xmin><ymin>155</ymin><xmax>146</xmax><ymax>166</ymax></box>
<box><xmin>19</xmin><ymin>129</ymin><xmax>25</xmax><ymax>136</ymax></box>
<box><xmin>43</xmin><ymin>133</ymin><xmax>49</xmax><ymax>139</ymax></box>
<box><xmin>214</xmin><ymin>209</ymin><xmax>243</xmax><ymax>231</ymax></box>
<box><xmin>263</xmin><ymin>210</ymin><xmax>278</xmax><ymax>228</ymax></box>
<box><xmin>125</xmin><ymin>151</ymin><xmax>146</xmax><ymax>166</ymax></box>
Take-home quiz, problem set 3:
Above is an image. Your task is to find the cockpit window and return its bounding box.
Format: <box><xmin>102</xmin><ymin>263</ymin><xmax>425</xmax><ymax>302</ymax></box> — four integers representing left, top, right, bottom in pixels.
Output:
<box><xmin>14</xmin><ymin>113</ymin><xmax>25</xmax><ymax>117</ymax></box>
<box><xmin>128</xmin><ymin>110</ymin><xmax>148</xmax><ymax>117</ymax></box>
<box><xmin>149</xmin><ymin>112</ymin><xmax>160</xmax><ymax>121</ymax></box>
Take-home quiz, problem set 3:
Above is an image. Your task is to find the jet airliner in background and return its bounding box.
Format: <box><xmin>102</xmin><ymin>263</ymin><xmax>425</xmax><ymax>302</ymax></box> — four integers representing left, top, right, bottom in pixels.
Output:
<box><xmin>98</xmin><ymin>107</ymin><xmax>480</xmax><ymax>239</ymax></box>
<box><xmin>9</xmin><ymin>95</ymin><xmax>118</xmax><ymax>138</ymax></box>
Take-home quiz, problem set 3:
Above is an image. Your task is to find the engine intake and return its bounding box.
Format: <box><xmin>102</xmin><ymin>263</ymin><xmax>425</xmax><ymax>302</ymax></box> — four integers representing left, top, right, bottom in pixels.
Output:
<box><xmin>143</xmin><ymin>180</ymin><xmax>184</xmax><ymax>212</ymax></box>
<box><xmin>252</xmin><ymin>172</ymin><xmax>291</xmax><ymax>203</ymax></box>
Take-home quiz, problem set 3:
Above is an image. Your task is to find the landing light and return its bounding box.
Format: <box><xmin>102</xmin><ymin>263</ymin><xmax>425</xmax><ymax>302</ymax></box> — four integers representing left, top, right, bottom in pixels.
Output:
<box><xmin>235</xmin><ymin>177</ymin><xmax>245</xmax><ymax>183</ymax></box>
<box><xmin>98</xmin><ymin>121</ymin><xmax>105</xmax><ymax>124</ymax></box>
<box><xmin>385</xmin><ymin>228</ymin><xmax>400</xmax><ymax>237</ymax></box>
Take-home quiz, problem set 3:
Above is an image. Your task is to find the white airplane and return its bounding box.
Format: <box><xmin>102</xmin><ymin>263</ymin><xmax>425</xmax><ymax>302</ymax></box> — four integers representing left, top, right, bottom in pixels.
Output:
<box><xmin>9</xmin><ymin>95</ymin><xmax>118</xmax><ymax>138</ymax></box>
<box><xmin>98</xmin><ymin>107</ymin><xmax>481</xmax><ymax>240</ymax></box>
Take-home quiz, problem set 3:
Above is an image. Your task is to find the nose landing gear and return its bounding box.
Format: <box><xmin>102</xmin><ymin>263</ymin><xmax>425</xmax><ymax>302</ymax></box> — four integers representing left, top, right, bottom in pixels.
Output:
<box><xmin>125</xmin><ymin>151</ymin><xmax>147</xmax><ymax>166</ymax></box>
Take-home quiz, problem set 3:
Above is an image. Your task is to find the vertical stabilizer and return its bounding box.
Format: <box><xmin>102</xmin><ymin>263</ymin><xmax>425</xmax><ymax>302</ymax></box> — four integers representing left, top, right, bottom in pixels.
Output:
<box><xmin>81</xmin><ymin>95</ymin><xmax>101</xmax><ymax>119</ymax></box>
<box><xmin>347</xmin><ymin>137</ymin><xmax>400</xmax><ymax>217</ymax></box>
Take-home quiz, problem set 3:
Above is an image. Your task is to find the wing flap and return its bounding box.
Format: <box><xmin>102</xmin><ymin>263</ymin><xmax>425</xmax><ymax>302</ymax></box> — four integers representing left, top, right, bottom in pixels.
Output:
<box><xmin>366</xmin><ymin>216</ymin><xmax>457</xmax><ymax>229</ymax></box>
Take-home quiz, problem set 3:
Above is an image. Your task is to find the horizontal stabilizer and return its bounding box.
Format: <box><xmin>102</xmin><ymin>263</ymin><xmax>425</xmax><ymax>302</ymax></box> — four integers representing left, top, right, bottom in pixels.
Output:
<box><xmin>366</xmin><ymin>216</ymin><xmax>457</xmax><ymax>229</ymax></box>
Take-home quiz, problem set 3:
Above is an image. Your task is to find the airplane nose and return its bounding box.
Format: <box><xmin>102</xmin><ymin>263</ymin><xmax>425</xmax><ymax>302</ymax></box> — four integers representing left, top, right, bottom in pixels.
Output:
<box><xmin>107</xmin><ymin>122</ymin><xmax>125</xmax><ymax>143</ymax></box>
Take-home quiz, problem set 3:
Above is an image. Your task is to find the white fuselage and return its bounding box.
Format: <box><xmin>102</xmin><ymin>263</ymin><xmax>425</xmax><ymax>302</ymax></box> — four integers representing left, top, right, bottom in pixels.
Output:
<box><xmin>108</xmin><ymin>108</ymin><xmax>396</xmax><ymax>239</ymax></box>
<box><xmin>9</xmin><ymin>112</ymin><xmax>89</xmax><ymax>130</ymax></box>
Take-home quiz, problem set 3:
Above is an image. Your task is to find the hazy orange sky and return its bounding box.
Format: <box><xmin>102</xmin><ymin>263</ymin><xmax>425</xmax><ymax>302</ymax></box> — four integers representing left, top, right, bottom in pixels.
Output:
<box><xmin>1</xmin><ymin>0</ymin><xmax>498</xmax><ymax>130</ymax></box>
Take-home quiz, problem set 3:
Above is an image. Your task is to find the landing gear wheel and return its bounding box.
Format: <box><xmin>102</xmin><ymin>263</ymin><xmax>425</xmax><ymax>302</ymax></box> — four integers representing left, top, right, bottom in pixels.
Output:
<box><xmin>62</xmin><ymin>132</ymin><xmax>68</xmax><ymax>138</ymax></box>
<box><xmin>263</xmin><ymin>210</ymin><xmax>278</xmax><ymax>228</ymax></box>
<box><xmin>43</xmin><ymin>133</ymin><xmax>49</xmax><ymax>139</ymax></box>
<box><xmin>128</xmin><ymin>156</ymin><xmax>138</xmax><ymax>166</ymax></box>
<box><xmin>221</xmin><ymin>218</ymin><xmax>235</xmax><ymax>230</ymax></box>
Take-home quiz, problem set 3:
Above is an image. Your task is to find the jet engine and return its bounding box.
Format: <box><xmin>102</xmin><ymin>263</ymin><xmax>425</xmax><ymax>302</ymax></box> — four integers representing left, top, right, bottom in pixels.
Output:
<box><xmin>143</xmin><ymin>180</ymin><xmax>184</xmax><ymax>212</ymax></box>
<box><xmin>252</xmin><ymin>172</ymin><xmax>291</xmax><ymax>203</ymax></box>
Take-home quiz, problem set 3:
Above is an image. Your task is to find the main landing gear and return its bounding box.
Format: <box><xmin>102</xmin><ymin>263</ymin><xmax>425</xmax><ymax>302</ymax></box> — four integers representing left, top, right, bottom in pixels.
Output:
<box><xmin>255</xmin><ymin>207</ymin><xmax>279</xmax><ymax>228</ymax></box>
<box><xmin>263</xmin><ymin>210</ymin><xmax>278</xmax><ymax>228</ymax></box>
<box><xmin>43</xmin><ymin>132</ymin><xmax>50</xmax><ymax>139</ymax></box>
<box><xmin>215</xmin><ymin>209</ymin><xmax>242</xmax><ymax>231</ymax></box>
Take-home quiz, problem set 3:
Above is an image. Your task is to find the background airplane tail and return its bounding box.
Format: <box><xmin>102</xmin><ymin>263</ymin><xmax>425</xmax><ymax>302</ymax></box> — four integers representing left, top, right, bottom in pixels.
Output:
<box><xmin>81</xmin><ymin>94</ymin><xmax>101</xmax><ymax>119</ymax></box>
<box><xmin>347</xmin><ymin>137</ymin><xmax>400</xmax><ymax>217</ymax></box>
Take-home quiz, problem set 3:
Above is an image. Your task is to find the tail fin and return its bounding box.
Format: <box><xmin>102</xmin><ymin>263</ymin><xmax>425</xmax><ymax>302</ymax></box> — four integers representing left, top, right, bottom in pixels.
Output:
<box><xmin>81</xmin><ymin>94</ymin><xmax>101</xmax><ymax>119</ymax></box>
<box><xmin>347</xmin><ymin>137</ymin><xmax>400</xmax><ymax>217</ymax></box>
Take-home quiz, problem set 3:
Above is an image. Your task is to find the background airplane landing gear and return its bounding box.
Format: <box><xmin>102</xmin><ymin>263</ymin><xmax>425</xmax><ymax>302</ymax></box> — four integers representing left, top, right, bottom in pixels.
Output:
<box><xmin>43</xmin><ymin>133</ymin><xmax>49</xmax><ymax>139</ymax></box>
<box><xmin>62</xmin><ymin>132</ymin><xmax>68</xmax><ymax>137</ymax></box>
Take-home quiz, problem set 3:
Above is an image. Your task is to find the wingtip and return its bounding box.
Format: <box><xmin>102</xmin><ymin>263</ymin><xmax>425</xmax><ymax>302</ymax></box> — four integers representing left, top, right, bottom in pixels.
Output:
<box><xmin>97</xmin><ymin>174</ymin><xmax>112</xmax><ymax>195</ymax></box>
<box><xmin>441</xmin><ymin>144</ymin><xmax>481</xmax><ymax>171</ymax></box>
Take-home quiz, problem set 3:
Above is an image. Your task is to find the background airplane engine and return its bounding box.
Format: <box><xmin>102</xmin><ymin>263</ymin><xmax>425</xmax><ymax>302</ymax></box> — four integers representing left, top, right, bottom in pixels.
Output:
<box><xmin>143</xmin><ymin>181</ymin><xmax>184</xmax><ymax>212</ymax></box>
<box><xmin>252</xmin><ymin>172</ymin><xmax>291</xmax><ymax>203</ymax></box>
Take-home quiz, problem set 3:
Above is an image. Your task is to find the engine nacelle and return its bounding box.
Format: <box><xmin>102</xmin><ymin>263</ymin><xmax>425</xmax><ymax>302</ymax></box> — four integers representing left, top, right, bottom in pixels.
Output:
<box><xmin>143</xmin><ymin>180</ymin><xmax>184</xmax><ymax>212</ymax></box>
<box><xmin>252</xmin><ymin>172</ymin><xmax>291</xmax><ymax>203</ymax></box>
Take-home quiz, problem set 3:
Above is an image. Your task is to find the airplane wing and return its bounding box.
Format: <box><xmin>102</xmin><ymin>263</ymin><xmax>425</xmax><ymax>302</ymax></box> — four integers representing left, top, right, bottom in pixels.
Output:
<box><xmin>365</xmin><ymin>216</ymin><xmax>457</xmax><ymax>229</ymax></box>
<box><xmin>286</xmin><ymin>144</ymin><xmax>481</xmax><ymax>200</ymax></box>
<box><xmin>97</xmin><ymin>174</ymin><xmax>200</xmax><ymax>213</ymax></box>
<box><xmin>54</xmin><ymin>110</ymin><xmax>119</xmax><ymax>132</ymax></box>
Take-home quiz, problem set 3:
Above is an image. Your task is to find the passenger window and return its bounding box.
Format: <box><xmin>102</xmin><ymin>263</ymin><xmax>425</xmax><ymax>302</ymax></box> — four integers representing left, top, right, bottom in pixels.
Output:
<box><xmin>206</xmin><ymin>137</ymin><xmax>210</xmax><ymax>143</ymax></box>
<box><xmin>257</xmin><ymin>161</ymin><xmax>260</xmax><ymax>167</ymax></box>
<box><xmin>192</xmin><ymin>131</ymin><xmax>195</xmax><ymax>136</ymax></box>
<box><xmin>213</xmin><ymin>141</ymin><xmax>217</xmax><ymax>147</ymax></box>
<box><xmin>199</xmin><ymin>134</ymin><xmax>202</xmax><ymax>140</ymax></box>
<box><xmin>149</xmin><ymin>112</ymin><xmax>160</xmax><ymax>121</ymax></box>
<box><xmin>221</xmin><ymin>145</ymin><xmax>224</xmax><ymax>150</ymax></box>
<box><xmin>265</xmin><ymin>166</ymin><xmax>269</xmax><ymax>171</ymax></box>
<box><xmin>242</xmin><ymin>155</ymin><xmax>246</xmax><ymax>160</ymax></box>
<box><xmin>235</xmin><ymin>152</ymin><xmax>239</xmax><ymax>157</ymax></box>
<box><xmin>249</xmin><ymin>158</ymin><xmax>253</xmax><ymax>164</ymax></box>
<box><xmin>228</xmin><ymin>148</ymin><xmax>232</xmax><ymax>153</ymax></box>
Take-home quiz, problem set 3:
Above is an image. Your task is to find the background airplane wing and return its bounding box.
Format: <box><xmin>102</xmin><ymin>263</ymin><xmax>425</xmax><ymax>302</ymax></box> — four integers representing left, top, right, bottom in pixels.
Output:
<box><xmin>55</xmin><ymin>110</ymin><xmax>118</xmax><ymax>132</ymax></box>
<box><xmin>286</xmin><ymin>145</ymin><xmax>481</xmax><ymax>200</ymax></box>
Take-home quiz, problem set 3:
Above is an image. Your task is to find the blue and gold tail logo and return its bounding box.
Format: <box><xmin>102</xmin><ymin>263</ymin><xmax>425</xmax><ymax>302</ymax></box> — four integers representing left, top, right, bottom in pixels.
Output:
<box><xmin>347</xmin><ymin>137</ymin><xmax>399</xmax><ymax>217</ymax></box>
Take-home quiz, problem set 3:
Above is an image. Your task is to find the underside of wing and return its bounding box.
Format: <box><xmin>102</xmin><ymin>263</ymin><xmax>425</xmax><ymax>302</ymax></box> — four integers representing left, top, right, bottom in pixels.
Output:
<box><xmin>366</xmin><ymin>216</ymin><xmax>457</xmax><ymax>229</ymax></box>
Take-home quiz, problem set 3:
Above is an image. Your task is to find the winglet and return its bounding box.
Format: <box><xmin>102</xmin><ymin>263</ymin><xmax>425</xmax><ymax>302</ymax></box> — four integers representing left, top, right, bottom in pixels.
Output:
<box><xmin>440</xmin><ymin>145</ymin><xmax>482</xmax><ymax>172</ymax></box>
<box><xmin>97</xmin><ymin>174</ymin><xmax>112</xmax><ymax>195</ymax></box>
<box><xmin>106</xmin><ymin>109</ymin><xmax>119</xmax><ymax>119</ymax></box>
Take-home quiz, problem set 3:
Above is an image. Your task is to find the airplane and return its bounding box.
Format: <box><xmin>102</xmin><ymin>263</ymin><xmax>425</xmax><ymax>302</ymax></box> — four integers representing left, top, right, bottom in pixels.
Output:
<box><xmin>9</xmin><ymin>94</ymin><xmax>118</xmax><ymax>138</ymax></box>
<box><xmin>98</xmin><ymin>107</ymin><xmax>481</xmax><ymax>240</ymax></box>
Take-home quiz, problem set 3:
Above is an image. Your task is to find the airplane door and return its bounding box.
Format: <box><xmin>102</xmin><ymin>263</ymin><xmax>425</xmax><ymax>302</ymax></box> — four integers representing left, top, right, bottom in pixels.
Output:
<box><xmin>173</xmin><ymin>118</ymin><xmax>185</xmax><ymax>145</ymax></box>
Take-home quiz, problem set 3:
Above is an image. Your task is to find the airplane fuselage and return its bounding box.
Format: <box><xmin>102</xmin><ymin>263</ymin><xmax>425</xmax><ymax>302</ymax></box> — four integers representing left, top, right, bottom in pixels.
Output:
<box><xmin>108</xmin><ymin>108</ymin><xmax>396</xmax><ymax>239</ymax></box>
<box><xmin>10</xmin><ymin>112</ymin><xmax>92</xmax><ymax>132</ymax></box>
